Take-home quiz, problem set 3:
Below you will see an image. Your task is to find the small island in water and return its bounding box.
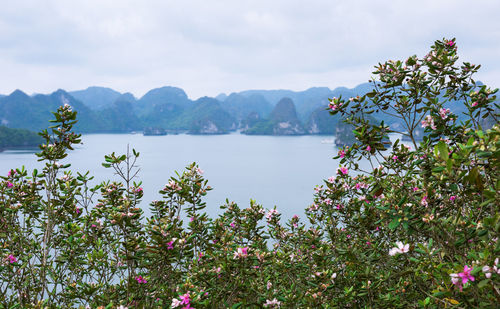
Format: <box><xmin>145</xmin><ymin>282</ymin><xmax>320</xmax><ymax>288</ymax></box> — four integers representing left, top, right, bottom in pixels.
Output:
<box><xmin>143</xmin><ymin>127</ymin><xmax>167</xmax><ymax>136</ymax></box>
<box><xmin>0</xmin><ymin>126</ymin><xmax>43</xmax><ymax>151</ymax></box>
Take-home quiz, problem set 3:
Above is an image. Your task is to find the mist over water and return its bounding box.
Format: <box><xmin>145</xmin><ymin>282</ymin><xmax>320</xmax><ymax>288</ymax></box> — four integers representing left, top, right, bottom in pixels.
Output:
<box><xmin>0</xmin><ymin>133</ymin><xmax>344</xmax><ymax>220</ymax></box>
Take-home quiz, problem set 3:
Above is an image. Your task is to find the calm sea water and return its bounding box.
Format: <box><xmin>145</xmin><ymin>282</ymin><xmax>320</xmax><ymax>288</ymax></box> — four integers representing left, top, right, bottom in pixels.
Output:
<box><xmin>0</xmin><ymin>134</ymin><xmax>344</xmax><ymax>221</ymax></box>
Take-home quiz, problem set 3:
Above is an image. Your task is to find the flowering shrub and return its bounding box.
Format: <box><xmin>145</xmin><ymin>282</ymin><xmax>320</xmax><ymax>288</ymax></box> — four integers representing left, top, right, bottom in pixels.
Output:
<box><xmin>0</xmin><ymin>39</ymin><xmax>498</xmax><ymax>308</ymax></box>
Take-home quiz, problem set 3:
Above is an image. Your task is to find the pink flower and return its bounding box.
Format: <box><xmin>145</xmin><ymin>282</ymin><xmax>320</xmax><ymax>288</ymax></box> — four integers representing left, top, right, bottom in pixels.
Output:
<box><xmin>421</xmin><ymin>195</ymin><xmax>428</xmax><ymax>207</ymax></box>
<box><xmin>266</xmin><ymin>209</ymin><xmax>279</xmax><ymax>221</ymax></box>
<box><xmin>449</xmin><ymin>195</ymin><xmax>456</xmax><ymax>202</ymax></box>
<box><xmin>165</xmin><ymin>180</ymin><xmax>181</xmax><ymax>191</ymax></box>
<box><xmin>135</xmin><ymin>275</ymin><xmax>147</xmax><ymax>284</ymax></box>
<box><xmin>328</xmin><ymin>98</ymin><xmax>342</xmax><ymax>111</ymax></box>
<box><xmin>451</xmin><ymin>265</ymin><xmax>475</xmax><ymax>291</ymax></box>
<box><xmin>439</xmin><ymin>108</ymin><xmax>451</xmax><ymax>120</ymax></box>
<box><xmin>6</xmin><ymin>182</ymin><xmax>13</xmax><ymax>188</ymax></box>
<box><xmin>179</xmin><ymin>293</ymin><xmax>190</xmax><ymax>305</ymax></box>
<box><xmin>135</xmin><ymin>187</ymin><xmax>143</xmax><ymax>193</ymax></box>
<box><xmin>338</xmin><ymin>149</ymin><xmax>346</xmax><ymax>158</ymax></box>
<box><xmin>447</xmin><ymin>40</ymin><xmax>455</xmax><ymax>47</ymax></box>
<box><xmin>234</xmin><ymin>247</ymin><xmax>249</xmax><ymax>259</ymax></box>
<box><xmin>196</xmin><ymin>168</ymin><xmax>204</xmax><ymax>175</ymax></box>
<box><xmin>413</xmin><ymin>187</ymin><xmax>419</xmax><ymax>192</ymax></box>
<box><xmin>458</xmin><ymin>265</ymin><xmax>474</xmax><ymax>284</ymax></box>
<box><xmin>309</xmin><ymin>203</ymin><xmax>319</xmax><ymax>211</ymax></box>
<box><xmin>338</xmin><ymin>167</ymin><xmax>348</xmax><ymax>175</ymax></box>
<box><xmin>230</xmin><ymin>222</ymin><xmax>235</xmax><ymax>228</ymax></box>
<box><xmin>167</xmin><ymin>241</ymin><xmax>174</xmax><ymax>250</ymax></box>
<box><xmin>366</xmin><ymin>145</ymin><xmax>371</xmax><ymax>152</ymax></box>
<box><xmin>327</xmin><ymin>176</ymin><xmax>335</xmax><ymax>183</ymax></box>
<box><xmin>472</xmin><ymin>101</ymin><xmax>478</xmax><ymax>107</ymax></box>
<box><xmin>7</xmin><ymin>254</ymin><xmax>17</xmax><ymax>264</ymax></box>
<box><xmin>421</xmin><ymin>115</ymin><xmax>436</xmax><ymax>130</ymax></box>
<box><xmin>392</xmin><ymin>155</ymin><xmax>398</xmax><ymax>161</ymax></box>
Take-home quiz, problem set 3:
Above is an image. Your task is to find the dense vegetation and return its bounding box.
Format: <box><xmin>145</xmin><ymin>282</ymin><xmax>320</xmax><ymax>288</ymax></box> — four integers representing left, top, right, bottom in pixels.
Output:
<box><xmin>0</xmin><ymin>39</ymin><xmax>498</xmax><ymax>308</ymax></box>
<box><xmin>0</xmin><ymin>126</ymin><xmax>43</xmax><ymax>150</ymax></box>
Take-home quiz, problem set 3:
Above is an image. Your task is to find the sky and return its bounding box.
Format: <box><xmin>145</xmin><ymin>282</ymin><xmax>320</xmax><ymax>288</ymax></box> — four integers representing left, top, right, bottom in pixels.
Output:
<box><xmin>0</xmin><ymin>0</ymin><xmax>499</xmax><ymax>99</ymax></box>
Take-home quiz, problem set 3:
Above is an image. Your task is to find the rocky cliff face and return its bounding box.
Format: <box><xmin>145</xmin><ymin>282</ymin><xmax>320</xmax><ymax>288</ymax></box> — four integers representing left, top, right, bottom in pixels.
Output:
<box><xmin>188</xmin><ymin>98</ymin><xmax>237</xmax><ymax>134</ymax></box>
<box><xmin>334</xmin><ymin>121</ymin><xmax>357</xmax><ymax>146</ymax></box>
<box><xmin>306</xmin><ymin>106</ymin><xmax>341</xmax><ymax>135</ymax></box>
<box><xmin>270</xmin><ymin>98</ymin><xmax>305</xmax><ymax>135</ymax></box>
<box><xmin>240</xmin><ymin>112</ymin><xmax>261</xmax><ymax>131</ymax></box>
<box><xmin>243</xmin><ymin>97</ymin><xmax>305</xmax><ymax>135</ymax></box>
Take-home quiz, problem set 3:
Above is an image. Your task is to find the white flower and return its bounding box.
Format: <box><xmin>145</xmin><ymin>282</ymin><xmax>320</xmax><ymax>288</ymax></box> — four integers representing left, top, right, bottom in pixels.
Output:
<box><xmin>482</xmin><ymin>257</ymin><xmax>500</xmax><ymax>278</ymax></box>
<box><xmin>397</xmin><ymin>241</ymin><xmax>409</xmax><ymax>253</ymax></box>
<box><xmin>264</xmin><ymin>298</ymin><xmax>281</xmax><ymax>308</ymax></box>
<box><xmin>265</xmin><ymin>209</ymin><xmax>279</xmax><ymax>221</ymax></box>
<box><xmin>267</xmin><ymin>281</ymin><xmax>272</xmax><ymax>290</ymax></box>
<box><xmin>389</xmin><ymin>241</ymin><xmax>410</xmax><ymax>256</ymax></box>
<box><xmin>450</xmin><ymin>273</ymin><xmax>460</xmax><ymax>285</ymax></box>
<box><xmin>483</xmin><ymin>266</ymin><xmax>492</xmax><ymax>278</ymax></box>
<box><xmin>171</xmin><ymin>298</ymin><xmax>181</xmax><ymax>308</ymax></box>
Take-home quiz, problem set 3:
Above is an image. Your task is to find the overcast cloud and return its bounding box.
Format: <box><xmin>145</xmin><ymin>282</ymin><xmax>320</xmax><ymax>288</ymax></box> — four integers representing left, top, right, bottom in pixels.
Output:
<box><xmin>0</xmin><ymin>0</ymin><xmax>498</xmax><ymax>99</ymax></box>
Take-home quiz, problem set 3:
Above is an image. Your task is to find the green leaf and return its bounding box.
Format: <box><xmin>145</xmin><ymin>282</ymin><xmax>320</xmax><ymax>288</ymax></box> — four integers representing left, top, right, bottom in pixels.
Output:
<box><xmin>432</xmin><ymin>166</ymin><xmax>445</xmax><ymax>172</ymax></box>
<box><xmin>389</xmin><ymin>218</ymin><xmax>400</xmax><ymax>230</ymax></box>
<box><xmin>432</xmin><ymin>291</ymin><xmax>446</xmax><ymax>298</ymax></box>
<box><xmin>478</xmin><ymin>279</ymin><xmax>490</xmax><ymax>288</ymax></box>
<box><xmin>424</xmin><ymin>296</ymin><xmax>430</xmax><ymax>305</ymax></box>
<box><xmin>477</xmin><ymin>151</ymin><xmax>492</xmax><ymax>158</ymax></box>
<box><xmin>435</xmin><ymin>141</ymin><xmax>449</xmax><ymax>161</ymax></box>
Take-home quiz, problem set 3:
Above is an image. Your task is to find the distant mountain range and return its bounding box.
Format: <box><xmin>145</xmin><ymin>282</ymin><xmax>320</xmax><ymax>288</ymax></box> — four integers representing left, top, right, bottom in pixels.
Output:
<box><xmin>0</xmin><ymin>83</ymin><xmax>493</xmax><ymax>142</ymax></box>
<box><xmin>0</xmin><ymin>84</ymin><xmax>376</xmax><ymax>136</ymax></box>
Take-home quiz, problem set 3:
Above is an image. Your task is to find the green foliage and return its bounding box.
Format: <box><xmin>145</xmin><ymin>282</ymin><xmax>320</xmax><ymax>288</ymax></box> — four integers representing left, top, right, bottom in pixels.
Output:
<box><xmin>0</xmin><ymin>39</ymin><xmax>498</xmax><ymax>308</ymax></box>
<box><xmin>0</xmin><ymin>126</ymin><xmax>43</xmax><ymax>149</ymax></box>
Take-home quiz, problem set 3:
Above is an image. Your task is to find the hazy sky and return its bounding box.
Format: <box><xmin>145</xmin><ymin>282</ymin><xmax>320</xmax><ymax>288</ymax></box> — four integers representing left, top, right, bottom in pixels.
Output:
<box><xmin>0</xmin><ymin>0</ymin><xmax>498</xmax><ymax>99</ymax></box>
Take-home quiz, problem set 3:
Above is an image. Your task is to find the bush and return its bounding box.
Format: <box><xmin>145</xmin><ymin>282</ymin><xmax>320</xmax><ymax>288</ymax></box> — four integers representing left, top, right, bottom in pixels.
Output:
<box><xmin>0</xmin><ymin>39</ymin><xmax>498</xmax><ymax>308</ymax></box>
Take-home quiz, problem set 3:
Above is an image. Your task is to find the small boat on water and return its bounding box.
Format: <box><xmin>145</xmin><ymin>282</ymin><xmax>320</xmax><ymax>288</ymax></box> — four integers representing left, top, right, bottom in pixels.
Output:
<box><xmin>321</xmin><ymin>138</ymin><xmax>334</xmax><ymax>144</ymax></box>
